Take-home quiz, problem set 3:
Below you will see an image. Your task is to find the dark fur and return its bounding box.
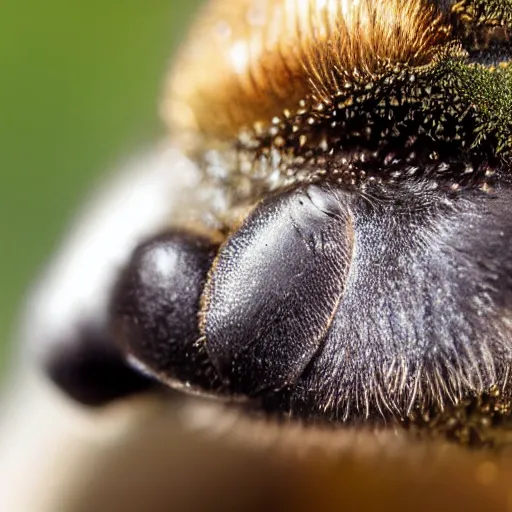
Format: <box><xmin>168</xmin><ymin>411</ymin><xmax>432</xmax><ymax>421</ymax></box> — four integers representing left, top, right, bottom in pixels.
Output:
<box><xmin>260</xmin><ymin>180</ymin><xmax>512</xmax><ymax>423</ymax></box>
<box><xmin>106</xmin><ymin>177</ymin><xmax>512</xmax><ymax>427</ymax></box>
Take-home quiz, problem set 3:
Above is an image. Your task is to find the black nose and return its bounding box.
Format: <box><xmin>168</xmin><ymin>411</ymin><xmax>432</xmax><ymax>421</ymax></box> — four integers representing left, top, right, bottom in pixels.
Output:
<box><xmin>202</xmin><ymin>184</ymin><xmax>354</xmax><ymax>396</ymax></box>
<box><xmin>110</xmin><ymin>230</ymin><xmax>222</xmax><ymax>395</ymax></box>
<box><xmin>109</xmin><ymin>184</ymin><xmax>354</xmax><ymax>402</ymax></box>
<box><xmin>45</xmin><ymin>324</ymin><xmax>155</xmax><ymax>406</ymax></box>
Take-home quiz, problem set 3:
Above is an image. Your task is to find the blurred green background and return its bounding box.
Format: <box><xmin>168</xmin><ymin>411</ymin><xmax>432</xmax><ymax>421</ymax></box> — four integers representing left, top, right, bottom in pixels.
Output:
<box><xmin>0</xmin><ymin>0</ymin><xmax>202</xmax><ymax>365</ymax></box>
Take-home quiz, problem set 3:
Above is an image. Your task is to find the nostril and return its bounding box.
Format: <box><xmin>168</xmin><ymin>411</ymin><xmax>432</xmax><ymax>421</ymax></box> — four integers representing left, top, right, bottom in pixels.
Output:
<box><xmin>110</xmin><ymin>230</ymin><xmax>222</xmax><ymax>396</ymax></box>
<box><xmin>44</xmin><ymin>325</ymin><xmax>155</xmax><ymax>407</ymax></box>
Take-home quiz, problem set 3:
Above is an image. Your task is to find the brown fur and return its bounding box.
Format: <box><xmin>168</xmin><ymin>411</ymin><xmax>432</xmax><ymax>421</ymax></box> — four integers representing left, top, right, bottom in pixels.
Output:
<box><xmin>163</xmin><ymin>0</ymin><xmax>450</xmax><ymax>139</ymax></box>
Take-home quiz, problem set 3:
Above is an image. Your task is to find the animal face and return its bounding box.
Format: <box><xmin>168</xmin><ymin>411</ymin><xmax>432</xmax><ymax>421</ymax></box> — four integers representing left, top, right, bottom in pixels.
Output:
<box><xmin>81</xmin><ymin>0</ymin><xmax>510</xmax><ymax>446</ymax></box>
<box><xmin>4</xmin><ymin>2</ymin><xmax>512</xmax><ymax>510</ymax></box>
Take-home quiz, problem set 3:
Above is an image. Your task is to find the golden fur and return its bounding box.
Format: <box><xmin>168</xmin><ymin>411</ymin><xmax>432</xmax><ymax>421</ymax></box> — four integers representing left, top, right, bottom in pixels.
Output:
<box><xmin>163</xmin><ymin>0</ymin><xmax>450</xmax><ymax>139</ymax></box>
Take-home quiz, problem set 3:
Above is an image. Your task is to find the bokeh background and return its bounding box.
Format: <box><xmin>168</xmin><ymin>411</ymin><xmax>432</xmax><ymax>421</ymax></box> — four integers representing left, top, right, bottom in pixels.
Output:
<box><xmin>0</xmin><ymin>0</ymin><xmax>202</xmax><ymax>367</ymax></box>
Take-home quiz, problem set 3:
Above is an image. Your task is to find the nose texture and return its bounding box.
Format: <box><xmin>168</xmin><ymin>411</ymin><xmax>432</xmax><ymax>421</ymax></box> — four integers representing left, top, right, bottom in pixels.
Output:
<box><xmin>110</xmin><ymin>230</ymin><xmax>222</xmax><ymax>395</ymax></box>
<box><xmin>201</xmin><ymin>184</ymin><xmax>354</xmax><ymax>396</ymax></box>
